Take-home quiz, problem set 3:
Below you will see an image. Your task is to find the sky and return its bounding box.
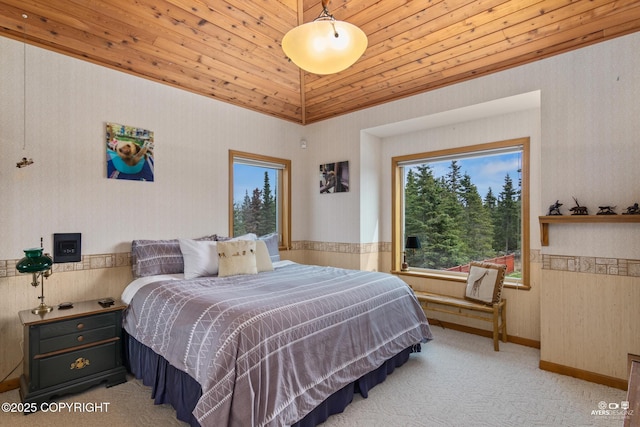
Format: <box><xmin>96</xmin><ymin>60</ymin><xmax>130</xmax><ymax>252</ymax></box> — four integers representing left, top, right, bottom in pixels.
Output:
<box><xmin>416</xmin><ymin>151</ymin><xmax>522</xmax><ymax>199</ymax></box>
<box><xmin>233</xmin><ymin>164</ymin><xmax>276</xmax><ymax>204</ymax></box>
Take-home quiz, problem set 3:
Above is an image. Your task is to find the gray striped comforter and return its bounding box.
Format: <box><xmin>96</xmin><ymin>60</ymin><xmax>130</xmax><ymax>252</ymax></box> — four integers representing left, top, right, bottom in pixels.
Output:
<box><xmin>123</xmin><ymin>262</ymin><xmax>432</xmax><ymax>426</ymax></box>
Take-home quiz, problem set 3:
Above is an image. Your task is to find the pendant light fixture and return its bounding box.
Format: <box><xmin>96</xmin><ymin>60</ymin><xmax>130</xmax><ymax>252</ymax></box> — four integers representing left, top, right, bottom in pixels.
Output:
<box><xmin>282</xmin><ymin>0</ymin><xmax>367</xmax><ymax>75</ymax></box>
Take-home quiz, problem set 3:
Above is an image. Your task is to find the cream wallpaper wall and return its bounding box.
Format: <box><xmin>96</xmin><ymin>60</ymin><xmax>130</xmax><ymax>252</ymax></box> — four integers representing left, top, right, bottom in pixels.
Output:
<box><xmin>0</xmin><ymin>36</ymin><xmax>305</xmax><ymax>259</ymax></box>
<box><xmin>1</xmin><ymin>31</ymin><xmax>639</xmax><ymax>387</ymax></box>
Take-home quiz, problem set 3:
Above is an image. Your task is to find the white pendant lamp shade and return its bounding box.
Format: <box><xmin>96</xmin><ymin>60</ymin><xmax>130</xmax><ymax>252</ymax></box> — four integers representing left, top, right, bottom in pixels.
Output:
<box><xmin>282</xmin><ymin>14</ymin><xmax>367</xmax><ymax>75</ymax></box>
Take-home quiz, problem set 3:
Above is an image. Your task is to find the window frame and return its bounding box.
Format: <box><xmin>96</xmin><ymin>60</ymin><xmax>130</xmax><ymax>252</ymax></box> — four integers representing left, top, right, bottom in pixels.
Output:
<box><xmin>392</xmin><ymin>137</ymin><xmax>530</xmax><ymax>289</ymax></box>
<box><xmin>228</xmin><ymin>150</ymin><xmax>291</xmax><ymax>249</ymax></box>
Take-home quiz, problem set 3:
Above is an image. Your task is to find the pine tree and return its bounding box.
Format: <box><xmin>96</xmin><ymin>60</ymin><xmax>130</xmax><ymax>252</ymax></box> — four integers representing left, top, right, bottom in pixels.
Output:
<box><xmin>404</xmin><ymin>169</ymin><xmax>423</xmax><ymax>238</ymax></box>
<box><xmin>459</xmin><ymin>173</ymin><xmax>495</xmax><ymax>262</ymax></box>
<box><xmin>244</xmin><ymin>188</ymin><xmax>264</xmax><ymax>235</ymax></box>
<box><xmin>261</xmin><ymin>171</ymin><xmax>276</xmax><ymax>235</ymax></box>
<box><xmin>445</xmin><ymin>160</ymin><xmax>462</xmax><ymax>198</ymax></box>
<box><xmin>403</xmin><ymin>154</ymin><xmax>522</xmax><ymax>274</ymax></box>
<box><xmin>232</xmin><ymin>170</ymin><xmax>278</xmax><ymax>237</ymax></box>
<box><xmin>233</xmin><ymin>202</ymin><xmax>246</xmax><ymax>235</ymax></box>
<box><xmin>404</xmin><ymin>167</ymin><xmax>429</xmax><ymax>268</ymax></box>
<box><xmin>493</xmin><ymin>174</ymin><xmax>520</xmax><ymax>253</ymax></box>
<box><xmin>484</xmin><ymin>187</ymin><xmax>497</xmax><ymax>210</ymax></box>
<box><xmin>405</xmin><ymin>164</ymin><xmax>465</xmax><ymax>269</ymax></box>
<box><xmin>424</xmin><ymin>179</ymin><xmax>465</xmax><ymax>269</ymax></box>
<box><xmin>233</xmin><ymin>190</ymin><xmax>251</xmax><ymax>236</ymax></box>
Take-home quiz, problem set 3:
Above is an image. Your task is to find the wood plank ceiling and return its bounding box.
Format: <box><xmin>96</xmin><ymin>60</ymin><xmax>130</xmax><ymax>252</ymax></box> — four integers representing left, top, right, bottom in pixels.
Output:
<box><xmin>1</xmin><ymin>0</ymin><xmax>639</xmax><ymax>124</ymax></box>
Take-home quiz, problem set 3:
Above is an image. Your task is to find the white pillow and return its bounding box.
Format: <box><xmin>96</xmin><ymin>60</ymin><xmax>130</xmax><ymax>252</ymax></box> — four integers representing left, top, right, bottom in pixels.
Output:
<box><xmin>178</xmin><ymin>239</ymin><xmax>219</xmax><ymax>279</ymax></box>
<box><xmin>230</xmin><ymin>233</ymin><xmax>257</xmax><ymax>241</ymax></box>
<box><xmin>217</xmin><ymin>240</ymin><xmax>258</xmax><ymax>277</ymax></box>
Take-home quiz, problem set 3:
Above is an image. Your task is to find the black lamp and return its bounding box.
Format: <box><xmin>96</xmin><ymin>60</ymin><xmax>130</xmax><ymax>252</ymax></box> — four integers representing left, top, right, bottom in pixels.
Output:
<box><xmin>401</xmin><ymin>236</ymin><xmax>421</xmax><ymax>271</ymax></box>
<box><xmin>16</xmin><ymin>239</ymin><xmax>54</xmax><ymax>315</ymax></box>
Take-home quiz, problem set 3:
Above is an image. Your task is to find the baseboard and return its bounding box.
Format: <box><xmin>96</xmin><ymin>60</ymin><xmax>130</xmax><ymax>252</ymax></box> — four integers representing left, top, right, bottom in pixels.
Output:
<box><xmin>0</xmin><ymin>377</ymin><xmax>20</xmax><ymax>393</ymax></box>
<box><xmin>506</xmin><ymin>334</ymin><xmax>540</xmax><ymax>348</ymax></box>
<box><xmin>539</xmin><ymin>360</ymin><xmax>628</xmax><ymax>391</ymax></box>
<box><xmin>427</xmin><ymin>317</ymin><xmax>541</xmax><ymax>349</ymax></box>
<box><xmin>429</xmin><ymin>318</ymin><xmax>628</xmax><ymax>390</ymax></box>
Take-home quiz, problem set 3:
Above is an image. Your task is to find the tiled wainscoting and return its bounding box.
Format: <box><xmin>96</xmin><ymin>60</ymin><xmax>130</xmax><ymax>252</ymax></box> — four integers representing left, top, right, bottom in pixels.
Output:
<box><xmin>290</xmin><ymin>240</ymin><xmax>392</xmax><ymax>254</ymax></box>
<box><xmin>542</xmin><ymin>254</ymin><xmax>640</xmax><ymax>277</ymax></box>
<box><xmin>2</xmin><ymin>244</ymin><xmax>638</xmax><ymax>278</ymax></box>
<box><xmin>0</xmin><ymin>253</ymin><xmax>131</xmax><ymax>278</ymax></box>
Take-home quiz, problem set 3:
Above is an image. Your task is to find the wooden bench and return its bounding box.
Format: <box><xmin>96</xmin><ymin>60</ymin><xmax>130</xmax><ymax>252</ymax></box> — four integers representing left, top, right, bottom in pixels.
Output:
<box><xmin>413</xmin><ymin>291</ymin><xmax>507</xmax><ymax>351</ymax></box>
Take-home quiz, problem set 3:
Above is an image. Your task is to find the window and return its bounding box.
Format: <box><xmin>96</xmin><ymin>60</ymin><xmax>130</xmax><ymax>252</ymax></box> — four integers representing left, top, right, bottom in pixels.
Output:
<box><xmin>392</xmin><ymin>138</ymin><xmax>529</xmax><ymax>287</ymax></box>
<box><xmin>229</xmin><ymin>150</ymin><xmax>291</xmax><ymax>248</ymax></box>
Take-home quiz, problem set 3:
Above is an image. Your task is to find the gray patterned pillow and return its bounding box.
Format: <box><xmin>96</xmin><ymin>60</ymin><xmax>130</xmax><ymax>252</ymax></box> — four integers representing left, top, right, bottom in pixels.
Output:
<box><xmin>132</xmin><ymin>239</ymin><xmax>183</xmax><ymax>277</ymax></box>
<box><xmin>131</xmin><ymin>234</ymin><xmax>219</xmax><ymax>277</ymax></box>
<box><xmin>197</xmin><ymin>234</ymin><xmax>218</xmax><ymax>241</ymax></box>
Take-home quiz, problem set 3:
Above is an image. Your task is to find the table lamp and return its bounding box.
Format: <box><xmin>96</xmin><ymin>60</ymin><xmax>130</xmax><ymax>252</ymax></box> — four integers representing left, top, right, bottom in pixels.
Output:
<box><xmin>17</xmin><ymin>241</ymin><xmax>54</xmax><ymax>315</ymax></box>
<box><xmin>401</xmin><ymin>236</ymin><xmax>421</xmax><ymax>271</ymax></box>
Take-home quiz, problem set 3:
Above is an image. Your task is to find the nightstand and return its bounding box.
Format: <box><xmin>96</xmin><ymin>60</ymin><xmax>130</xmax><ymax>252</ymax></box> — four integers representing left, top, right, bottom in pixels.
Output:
<box><xmin>19</xmin><ymin>299</ymin><xmax>127</xmax><ymax>408</ymax></box>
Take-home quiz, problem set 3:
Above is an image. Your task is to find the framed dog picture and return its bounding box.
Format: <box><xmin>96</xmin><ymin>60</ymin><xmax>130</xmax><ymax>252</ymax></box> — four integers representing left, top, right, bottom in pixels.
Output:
<box><xmin>106</xmin><ymin>122</ymin><xmax>155</xmax><ymax>181</ymax></box>
<box><xmin>319</xmin><ymin>161</ymin><xmax>349</xmax><ymax>194</ymax></box>
<box><xmin>464</xmin><ymin>261</ymin><xmax>507</xmax><ymax>305</ymax></box>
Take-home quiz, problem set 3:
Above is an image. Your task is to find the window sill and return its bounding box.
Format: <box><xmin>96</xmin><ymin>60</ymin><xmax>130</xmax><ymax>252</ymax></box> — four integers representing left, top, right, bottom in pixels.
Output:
<box><xmin>392</xmin><ymin>269</ymin><xmax>530</xmax><ymax>291</ymax></box>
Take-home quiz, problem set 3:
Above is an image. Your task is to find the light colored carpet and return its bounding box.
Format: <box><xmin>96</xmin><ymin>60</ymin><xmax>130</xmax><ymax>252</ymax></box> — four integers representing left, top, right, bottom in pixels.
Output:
<box><xmin>0</xmin><ymin>327</ymin><xmax>628</xmax><ymax>426</ymax></box>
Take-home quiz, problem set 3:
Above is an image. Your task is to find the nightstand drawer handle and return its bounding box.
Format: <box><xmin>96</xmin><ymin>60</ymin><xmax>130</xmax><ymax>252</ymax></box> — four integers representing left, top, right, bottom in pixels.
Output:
<box><xmin>70</xmin><ymin>357</ymin><xmax>90</xmax><ymax>370</ymax></box>
<box><xmin>76</xmin><ymin>323</ymin><xmax>84</xmax><ymax>330</ymax></box>
<box><xmin>77</xmin><ymin>335</ymin><xmax>84</xmax><ymax>342</ymax></box>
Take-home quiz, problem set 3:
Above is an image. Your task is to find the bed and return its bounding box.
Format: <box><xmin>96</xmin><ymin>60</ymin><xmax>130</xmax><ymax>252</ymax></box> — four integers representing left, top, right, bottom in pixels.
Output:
<box><xmin>121</xmin><ymin>235</ymin><xmax>432</xmax><ymax>426</ymax></box>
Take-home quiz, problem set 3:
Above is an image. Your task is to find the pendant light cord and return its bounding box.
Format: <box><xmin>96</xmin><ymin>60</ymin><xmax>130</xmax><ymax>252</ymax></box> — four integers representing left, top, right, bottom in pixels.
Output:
<box><xmin>22</xmin><ymin>14</ymin><xmax>27</xmax><ymax>151</ymax></box>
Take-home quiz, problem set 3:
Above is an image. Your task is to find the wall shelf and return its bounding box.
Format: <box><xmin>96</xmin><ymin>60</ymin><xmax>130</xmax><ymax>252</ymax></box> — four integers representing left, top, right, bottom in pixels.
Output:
<box><xmin>538</xmin><ymin>215</ymin><xmax>640</xmax><ymax>246</ymax></box>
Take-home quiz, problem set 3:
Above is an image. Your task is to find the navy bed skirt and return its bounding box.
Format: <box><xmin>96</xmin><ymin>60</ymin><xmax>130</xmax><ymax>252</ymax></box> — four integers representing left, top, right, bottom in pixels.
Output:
<box><xmin>125</xmin><ymin>332</ymin><xmax>416</xmax><ymax>426</ymax></box>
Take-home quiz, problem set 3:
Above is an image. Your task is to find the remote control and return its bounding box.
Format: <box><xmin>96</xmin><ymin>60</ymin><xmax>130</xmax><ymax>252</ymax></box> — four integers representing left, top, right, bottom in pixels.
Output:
<box><xmin>98</xmin><ymin>297</ymin><xmax>115</xmax><ymax>307</ymax></box>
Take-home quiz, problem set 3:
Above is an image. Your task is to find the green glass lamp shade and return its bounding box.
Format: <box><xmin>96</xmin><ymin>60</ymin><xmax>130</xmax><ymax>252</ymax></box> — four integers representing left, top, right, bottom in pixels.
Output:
<box><xmin>17</xmin><ymin>248</ymin><xmax>53</xmax><ymax>273</ymax></box>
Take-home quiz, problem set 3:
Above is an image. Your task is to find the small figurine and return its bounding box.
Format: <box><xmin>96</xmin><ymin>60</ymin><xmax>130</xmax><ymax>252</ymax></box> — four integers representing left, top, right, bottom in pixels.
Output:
<box><xmin>623</xmin><ymin>203</ymin><xmax>640</xmax><ymax>215</ymax></box>
<box><xmin>569</xmin><ymin>197</ymin><xmax>588</xmax><ymax>215</ymax></box>
<box><xmin>596</xmin><ymin>205</ymin><xmax>617</xmax><ymax>215</ymax></box>
<box><xmin>16</xmin><ymin>157</ymin><xmax>34</xmax><ymax>168</ymax></box>
<box><xmin>547</xmin><ymin>200</ymin><xmax>563</xmax><ymax>216</ymax></box>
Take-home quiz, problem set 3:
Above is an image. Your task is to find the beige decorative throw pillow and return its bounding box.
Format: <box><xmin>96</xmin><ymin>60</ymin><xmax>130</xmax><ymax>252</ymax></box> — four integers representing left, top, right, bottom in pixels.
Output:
<box><xmin>464</xmin><ymin>261</ymin><xmax>507</xmax><ymax>305</ymax></box>
<box><xmin>255</xmin><ymin>240</ymin><xmax>274</xmax><ymax>272</ymax></box>
<box><xmin>217</xmin><ymin>240</ymin><xmax>258</xmax><ymax>277</ymax></box>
